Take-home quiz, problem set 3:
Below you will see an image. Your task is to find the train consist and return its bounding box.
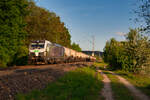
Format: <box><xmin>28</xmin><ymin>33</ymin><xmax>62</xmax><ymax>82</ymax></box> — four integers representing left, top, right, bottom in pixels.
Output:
<box><xmin>28</xmin><ymin>40</ymin><xmax>96</xmax><ymax>64</ymax></box>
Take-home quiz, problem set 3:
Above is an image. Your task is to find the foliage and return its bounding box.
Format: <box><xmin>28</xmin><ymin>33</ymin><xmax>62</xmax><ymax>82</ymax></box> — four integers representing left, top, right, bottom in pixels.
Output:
<box><xmin>71</xmin><ymin>42</ymin><xmax>82</xmax><ymax>52</ymax></box>
<box><xmin>0</xmin><ymin>0</ymin><xmax>73</xmax><ymax>67</ymax></box>
<box><xmin>93</xmin><ymin>62</ymin><xmax>108</xmax><ymax>70</ymax></box>
<box><xmin>16</xmin><ymin>67</ymin><xmax>103</xmax><ymax>100</ymax></box>
<box><xmin>12</xmin><ymin>46</ymin><xmax>29</xmax><ymax>66</ymax></box>
<box><xmin>103</xmin><ymin>38</ymin><xmax>128</xmax><ymax>70</ymax></box>
<box><xmin>135</xmin><ymin>0</ymin><xmax>150</xmax><ymax>32</ymax></box>
<box><xmin>103</xmin><ymin>29</ymin><xmax>150</xmax><ymax>73</ymax></box>
<box><xmin>25</xmin><ymin>1</ymin><xmax>71</xmax><ymax>47</ymax></box>
<box><xmin>125</xmin><ymin>29</ymin><xmax>150</xmax><ymax>72</ymax></box>
<box><xmin>0</xmin><ymin>47</ymin><xmax>10</xmax><ymax>67</ymax></box>
<box><xmin>0</xmin><ymin>0</ymin><xmax>28</xmax><ymax>67</ymax></box>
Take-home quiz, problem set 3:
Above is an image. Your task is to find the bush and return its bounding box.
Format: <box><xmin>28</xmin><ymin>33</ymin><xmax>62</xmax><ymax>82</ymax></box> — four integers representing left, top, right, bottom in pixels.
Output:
<box><xmin>103</xmin><ymin>29</ymin><xmax>150</xmax><ymax>73</ymax></box>
<box><xmin>12</xmin><ymin>46</ymin><xmax>29</xmax><ymax>66</ymax></box>
<box><xmin>0</xmin><ymin>46</ymin><xmax>11</xmax><ymax>68</ymax></box>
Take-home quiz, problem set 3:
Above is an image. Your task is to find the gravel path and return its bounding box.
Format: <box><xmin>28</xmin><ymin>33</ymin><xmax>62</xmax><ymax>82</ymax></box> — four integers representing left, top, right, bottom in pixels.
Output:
<box><xmin>109</xmin><ymin>71</ymin><xmax>150</xmax><ymax>100</ymax></box>
<box><xmin>97</xmin><ymin>70</ymin><xmax>114</xmax><ymax>100</ymax></box>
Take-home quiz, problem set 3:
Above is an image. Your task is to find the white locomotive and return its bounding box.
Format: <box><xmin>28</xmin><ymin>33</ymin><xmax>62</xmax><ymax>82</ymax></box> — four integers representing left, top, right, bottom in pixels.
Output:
<box><xmin>28</xmin><ymin>40</ymin><xmax>96</xmax><ymax>64</ymax></box>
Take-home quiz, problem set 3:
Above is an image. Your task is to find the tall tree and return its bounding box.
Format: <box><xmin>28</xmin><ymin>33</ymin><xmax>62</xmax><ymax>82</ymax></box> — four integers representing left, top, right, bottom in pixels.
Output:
<box><xmin>103</xmin><ymin>29</ymin><xmax>150</xmax><ymax>73</ymax></box>
<box><xmin>126</xmin><ymin>29</ymin><xmax>150</xmax><ymax>72</ymax></box>
<box><xmin>25</xmin><ymin>1</ymin><xmax>71</xmax><ymax>47</ymax></box>
<box><xmin>71</xmin><ymin>42</ymin><xmax>82</xmax><ymax>52</ymax></box>
<box><xmin>0</xmin><ymin>0</ymin><xmax>28</xmax><ymax>67</ymax></box>
<box><xmin>103</xmin><ymin>38</ymin><xmax>127</xmax><ymax>70</ymax></box>
<box><xmin>135</xmin><ymin>0</ymin><xmax>150</xmax><ymax>33</ymax></box>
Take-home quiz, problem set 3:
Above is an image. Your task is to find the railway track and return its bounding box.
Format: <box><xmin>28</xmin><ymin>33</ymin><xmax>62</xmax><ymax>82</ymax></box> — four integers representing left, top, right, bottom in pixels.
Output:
<box><xmin>0</xmin><ymin>62</ymin><xmax>93</xmax><ymax>100</ymax></box>
<box><xmin>0</xmin><ymin>62</ymin><xmax>92</xmax><ymax>76</ymax></box>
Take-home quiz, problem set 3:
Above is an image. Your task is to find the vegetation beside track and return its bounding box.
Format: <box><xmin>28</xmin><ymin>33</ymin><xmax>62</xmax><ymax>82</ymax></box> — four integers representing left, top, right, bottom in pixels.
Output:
<box><xmin>16</xmin><ymin>67</ymin><xmax>103</xmax><ymax>100</ymax></box>
<box><xmin>93</xmin><ymin>61</ymin><xmax>108</xmax><ymax>69</ymax></box>
<box><xmin>0</xmin><ymin>0</ymin><xmax>81</xmax><ymax>68</ymax></box>
<box><xmin>103</xmin><ymin>29</ymin><xmax>150</xmax><ymax>73</ymax></box>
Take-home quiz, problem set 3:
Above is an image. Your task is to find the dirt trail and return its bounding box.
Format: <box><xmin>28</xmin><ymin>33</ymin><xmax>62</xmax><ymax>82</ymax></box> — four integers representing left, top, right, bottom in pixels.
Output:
<box><xmin>109</xmin><ymin>71</ymin><xmax>149</xmax><ymax>100</ymax></box>
<box><xmin>97</xmin><ymin>70</ymin><xmax>114</xmax><ymax>100</ymax></box>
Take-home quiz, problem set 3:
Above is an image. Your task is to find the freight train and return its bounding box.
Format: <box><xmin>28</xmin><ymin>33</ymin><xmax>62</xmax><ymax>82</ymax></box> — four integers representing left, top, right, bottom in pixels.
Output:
<box><xmin>28</xmin><ymin>40</ymin><xmax>96</xmax><ymax>64</ymax></box>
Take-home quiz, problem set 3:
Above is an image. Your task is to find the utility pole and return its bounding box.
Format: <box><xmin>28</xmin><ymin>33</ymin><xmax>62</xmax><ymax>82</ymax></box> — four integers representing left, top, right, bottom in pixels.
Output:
<box><xmin>87</xmin><ymin>35</ymin><xmax>95</xmax><ymax>56</ymax></box>
<box><xmin>92</xmin><ymin>36</ymin><xmax>95</xmax><ymax>57</ymax></box>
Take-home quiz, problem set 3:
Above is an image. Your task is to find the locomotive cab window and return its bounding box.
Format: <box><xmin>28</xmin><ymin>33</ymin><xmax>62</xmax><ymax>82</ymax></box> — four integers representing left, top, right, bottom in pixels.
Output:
<box><xmin>30</xmin><ymin>43</ymin><xmax>45</xmax><ymax>49</ymax></box>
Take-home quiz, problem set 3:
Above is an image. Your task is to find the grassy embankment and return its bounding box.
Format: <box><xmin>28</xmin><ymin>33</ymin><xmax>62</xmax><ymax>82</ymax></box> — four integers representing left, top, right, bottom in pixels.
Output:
<box><xmin>16</xmin><ymin>67</ymin><xmax>103</xmax><ymax>100</ymax></box>
<box><xmin>92</xmin><ymin>61</ymin><xmax>108</xmax><ymax>70</ymax></box>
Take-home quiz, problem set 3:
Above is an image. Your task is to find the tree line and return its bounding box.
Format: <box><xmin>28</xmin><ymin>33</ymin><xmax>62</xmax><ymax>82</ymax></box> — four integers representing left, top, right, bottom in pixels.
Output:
<box><xmin>0</xmin><ymin>0</ymin><xmax>81</xmax><ymax>67</ymax></box>
<box><xmin>103</xmin><ymin>29</ymin><xmax>150</xmax><ymax>73</ymax></box>
<box><xmin>103</xmin><ymin>0</ymin><xmax>150</xmax><ymax>73</ymax></box>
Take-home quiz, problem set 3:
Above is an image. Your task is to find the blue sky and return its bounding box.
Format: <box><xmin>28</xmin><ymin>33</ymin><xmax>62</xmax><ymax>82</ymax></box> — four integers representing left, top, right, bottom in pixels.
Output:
<box><xmin>36</xmin><ymin>0</ymin><xmax>137</xmax><ymax>51</ymax></box>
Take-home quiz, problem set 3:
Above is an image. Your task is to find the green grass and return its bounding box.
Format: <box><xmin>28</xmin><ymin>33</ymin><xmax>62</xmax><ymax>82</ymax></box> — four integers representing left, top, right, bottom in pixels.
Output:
<box><xmin>16</xmin><ymin>67</ymin><xmax>103</xmax><ymax>100</ymax></box>
<box><xmin>115</xmin><ymin>70</ymin><xmax>150</xmax><ymax>97</ymax></box>
<box><xmin>103</xmin><ymin>71</ymin><xmax>135</xmax><ymax>100</ymax></box>
<box><xmin>92</xmin><ymin>62</ymin><xmax>108</xmax><ymax>70</ymax></box>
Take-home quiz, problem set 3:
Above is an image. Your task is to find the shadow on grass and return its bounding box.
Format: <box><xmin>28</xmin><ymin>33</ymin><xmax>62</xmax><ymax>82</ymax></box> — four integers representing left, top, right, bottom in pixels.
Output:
<box><xmin>16</xmin><ymin>67</ymin><xmax>103</xmax><ymax>100</ymax></box>
<box><xmin>140</xmin><ymin>85</ymin><xmax>150</xmax><ymax>97</ymax></box>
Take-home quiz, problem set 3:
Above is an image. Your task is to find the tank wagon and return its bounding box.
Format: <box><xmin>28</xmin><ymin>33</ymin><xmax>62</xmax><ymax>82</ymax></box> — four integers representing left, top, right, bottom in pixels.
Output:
<box><xmin>28</xmin><ymin>40</ymin><xmax>96</xmax><ymax>64</ymax></box>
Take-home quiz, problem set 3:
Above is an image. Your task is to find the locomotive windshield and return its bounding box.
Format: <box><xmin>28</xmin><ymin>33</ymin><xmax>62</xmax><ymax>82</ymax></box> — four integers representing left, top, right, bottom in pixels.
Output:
<box><xmin>30</xmin><ymin>43</ymin><xmax>45</xmax><ymax>49</ymax></box>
